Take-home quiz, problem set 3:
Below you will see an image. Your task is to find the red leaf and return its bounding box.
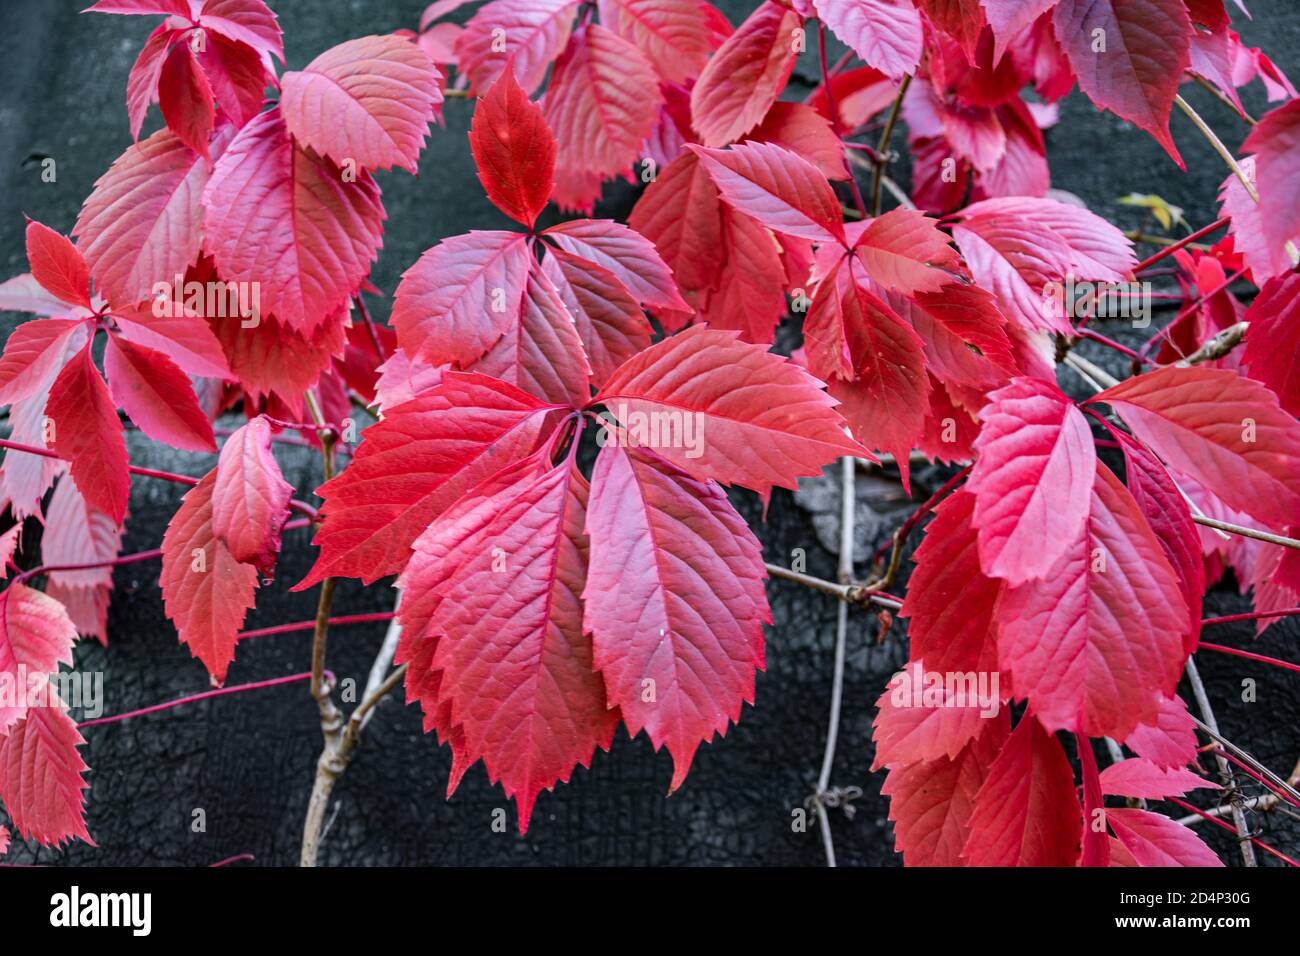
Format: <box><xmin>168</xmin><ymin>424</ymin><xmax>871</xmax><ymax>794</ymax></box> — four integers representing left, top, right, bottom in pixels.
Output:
<box><xmin>967</xmin><ymin>377</ymin><xmax>1095</xmax><ymax>584</ymax></box>
<box><xmin>160</xmin><ymin>470</ymin><xmax>259</xmax><ymax>683</ymax></box>
<box><xmin>1118</xmin><ymin>435</ymin><xmax>1204</xmax><ymax>649</ymax></box>
<box><xmin>692</xmin><ymin>205</ymin><xmax>788</xmax><ymax>344</ymax></box>
<box><xmin>0</xmin><ymin>319</ymin><xmax>89</xmax><ymax>408</ymax></box>
<box><xmin>597</xmin><ymin>0</ymin><xmax>729</xmax><ymax>86</ymax></box>
<box><xmin>1241</xmin><ymin>100</ymin><xmax>1300</xmax><ymax>266</ymax></box>
<box><xmin>300</xmin><ymin>373</ymin><xmax>559</xmax><ymax>587</ymax></box>
<box><xmin>46</xmin><ymin>344</ymin><xmax>131</xmax><ymax>525</ymax></box>
<box><xmin>158</xmin><ymin>41</ymin><xmax>216</xmax><ymax>161</ymax></box>
<box><xmin>1052</xmin><ymin>0</ymin><xmax>1191</xmax><ymax>165</ymax></box>
<box><xmin>469</xmin><ymin>263</ymin><xmax>593</xmax><ymax>407</ymax></box>
<box><xmin>211</xmin><ymin>416</ymin><xmax>293</xmax><ymax>575</ymax></box>
<box><xmin>626</xmin><ymin>151</ymin><xmax>726</xmax><ymax>305</ymax></box>
<box><xmin>104</xmin><ymin>334</ymin><xmax>216</xmax><ymax>453</ymax></box>
<box><xmin>1123</xmin><ymin>694</ymin><xmax>1198</xmax><ymax>769</ymax></box>
<box><xmin>961</xmin><ymin>714</ymin><xmax>1082</xmax><ymax>866</ymax></box>
<box><xmin>0</xmin><ymin>583</ymin><xmax>78</xmax><ymax>734</ymax></box>
<box><xmin>0</xmin><ymin>693</ymin><xmax>92</xmax><ymax>848</ymax></box>
<box><xmin>690</xmin><ymin>1</ymin><xmax>802</xmax><ymax>147</ymax></box>
<box><xmin>871</xmin><ymin>662</ymin><xmax>1000</xmax><ymax>769</ymax></box>
<box><xmin>201</xmin><ymin>108</ymin><xmax>385</xmax><ymax>333</ymax></box>
<box><xmin>904</xmin><ymin>283</ymin><xmax>1018</xmax><ymax>390</ymax></box>
<box><xmin>745</xmin><ymin>101</ymin><xmax>849</xmax><ymax>181</ymax></box>
<box><xmin>25</xmin><ymin>221</ymin><xmax>92</xmax><ymax>311</ymax></box>
<box><xmin>85</xmin><ymin>1</ymin><xmax>192</xmax><ymax>17</ymax></box>
<box><xmin>594</xmin><ymin>325</ymin><xmax>865</xmax><ymax>497</ymax></box>
<box><xmin>1106</xmin><ymin>807</ymin><xmax>1223</xmax><ymax>866</ymax></box>
<box><xmin>544</xmin><ymin>24</ymin><xmax>661</xmax><ymax>212</ymax></box>
<box><xmin>1221</xmin><ymin>159</ymin><xmax>1292</xmax><ymax>285</ymax></box>
<box><xmin>584</xmin><ymin>442</ymin><xmax>768</xmax><ymax>789</ymax></box>
<box><xmin>881</xmin><ymin>708</ymin><xmax>1008</xmax><ymax>866</ymax></box>
<box><xmin>981</xmin><ymin>0</ymin><xmax>1060</xmax><ymax>61</ymax></box>
<box><xmin>915</xmin><ymin>0</ymin><xmax>988</xmax><ymax>61</ymax></box>
<box><xmin>74</xmin><ymin>127</ymin><xmax>230</xmax><ymax>309</ymax></box>
<box><xmin>1100</xmin><ymin>758</ymin><xmax>1218</xmax><ymax>799</ymax></box>
<box><xmin>209</xmin><ymin>307</ymin><xmax>345</xmax><ymax>412</ymax></box>
<box><xmin>392</xmin><ymin>231</ymin><xmax>532</xmax><ymax>368</ymax></box>
<box><xmin>996</xmin><ymin>461</ymin><xmax>1189</xmax><ymax>739</ymax></box>
<box><xmin>540</xmin><ymin>247</ymin><xmax>651</xmax><ymax>386</ymax></box>
<box><xmin>400</xmin><ymin>454</ymin><xmax>617</xmax><ymax>831</ymax></box>
<box><xmin>1077</xmin><ymin>731</ymin><xmax>1109</xmax><ymax>866</ymax></box>
<box><xmin>192</xmin><ymin>0</ymin><xmax>284</xmax><ymax>63</ymax></box>
<box><xmin>543</xmin><ymin>218</ymin><xmax>690</xmax><ymax>312</ymax></box>
<box><xmin>690</xmin><ymin>141</ymin><xmax>846</xmax><ymax>245</ymax></box>
<box><xmin>198</xmin><ymin>31</ymin><xmax>269</xmax><ymax>126</ymax></box>
<box><xmin>280</xmin><ymin>34</ymin><xmax>442</xmax><ymax>174</ymax></box>
<box><xmin>455</xmin><ymin>0</ymin><xmax>580</xmax><ymax>95</ymax></box>
<box><xmin>1242</xmin><ymin>271</ymin><xmax>1300</xmax><ymax>417</ymax></box>
<box><xmin>469</xmin><ymin>70</ymin><xmax>556</xmax><ymax>228</ymax></box>
<box><xmin>899</xmin><ymin>489</ymin><xmax>1003</xmax><ymax>675</ymax></box>
<box><xmin>853</xmin><ymin>208</ymin><xmax>962</xmax><ymax>294</ymax></box>
<box><xmin>125</xmin><ymin>26</ymin><xmax>175</xmax><ymax>141</ymax></box>
<box><xmin>1090</xmin><ymin>365</ymin><xmax>1300</xmax><ymax>530</ymax></box>
<box><xmin>812</xmin><ymin>0</ymin><xmax>923</xmax><ymax>82</ymax></box>
<box><xmin>0</xmin><ymin>825</ymin><xmax>8</xmax><ymax>856</ymax></box>
<box><xmin>42</xmin><ymin>475</ymin><xmax>123</xmax><ymax>594</ymax></box>
<box><xmin>113</xmin><ymin>306</ymin><xmax>232</xmax><ymax>381</ymax></box>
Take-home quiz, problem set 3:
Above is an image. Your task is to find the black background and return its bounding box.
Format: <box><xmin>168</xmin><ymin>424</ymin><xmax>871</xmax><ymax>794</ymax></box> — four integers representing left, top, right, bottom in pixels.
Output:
<box><xmin>1</xmin><ymin>0</ymin><xmax>1298</xmax><ymax>866</ymax></box>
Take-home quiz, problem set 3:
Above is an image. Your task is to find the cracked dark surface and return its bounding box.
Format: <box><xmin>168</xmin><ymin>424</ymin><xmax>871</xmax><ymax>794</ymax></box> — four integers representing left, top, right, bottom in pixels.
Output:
<box><xmin>1</xmin><ymin>0</ymin><xmax>1297</xmax><ymax>866</ymax></box>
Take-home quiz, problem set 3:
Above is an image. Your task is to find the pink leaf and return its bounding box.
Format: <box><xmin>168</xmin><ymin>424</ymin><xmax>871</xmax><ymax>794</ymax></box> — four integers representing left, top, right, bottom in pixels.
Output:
<box><xmin>899</xmin><ymin>489</ymin><xmax>1003</xmax><ymax>675</ymax></box>
<box><xmin>812</xmin><ymin>0</ymin><xmax>923</xmax><ymax>82</ymax></box>
<box><xmin>690</xmin><ymin>141</ymin><xmax>845</xmax><ymax>245</ymax></box>
<box><xmin>1100</xmin><ymin>759</ymin><xmax>1218</xmax><ymax>799</ymax></box>
<box><xmin>584</xmin><ymin>441</ymin><xmax>768</xmax><ymax>789</ymax></box>
<box><xmin>211</xmin><ymin>416</ymin><xmax>293</xmax><ymax>575</ymax></box>
<box><xmin>853</xmin><ymin>208</ymin><xmax>962</xmax><ymax>294</ymax></box>
<box><xmin>104</xmin><ymin>334</ymin><xmax>216</xmax><ymax>453</ymax></box>
<box><xmin>0</xmin><ymin>319</ymin><xmax>89</xmax><ymax>408</ymax></box>
<box><xmin>594</xmin><ymin>325</ymin><xmax>865</xmax><ymax>497</ymax></box>
<box><xmin>74</xmin><ymin>126</ymin><xmax>231</xmax><ymax>309</ymax></box>
<box><xmin>0</xmin><ymin>583</ymin><xmax>78</xmax><ymax>735</ymax></box>
<box><xmin>125</xmin><ymin>26</ymin><xmax>175</xmax><ymax>141</ymax></box>
<box><xmin>967</xmin><ymin>377</ymin><xmax>1095</xmax><ymax>584</ymax></box>
<box><xmin>1123</xmin><ymin>695</ymin><xmax>1199</xmax><ymax>769</ymax></box>
<box><xmin>1242</xmin><ymin>271</ymin><xmax>1300</xmax><ymax>417</ymax></box>
<box><xmin>961</xmin><ymin>714</ymin><xmax>1083</xmax><ymax>866</ymax></box>
<box><xmin>690</xmin><ymin>1</ymin><xmax>802</xmax><ymax>147</ymax></box>
<box><xmin>25</xmin><ymin>221</ymin><xmax>92</xmax><ymax>311</ymax></box>
<box><xmin>0</xmin><ymin>694</ymin><xmax>92</xmax><ymax>848</ymax></box>
<box><xmin>1106</xmin><ymin>807</ymin><xmax>1223</xmax><ymax>866</ymax></box>
<box><xmin>1220</xmin><ymin>159</ymin><xmax>1293</xmax><ymax>284</ymax></box>
<box><xmin>160</xmin><ymin>470</ymin><xmax>259</xmax><ymax>683</ymax></box>
<box><xmin>871</xmin><ymin>662</ymin><xmax>1000</xmax><ymax>769</ymax></box>
<box><xmin>881</xmin><ymin>710</ymin><xmax>1008</xmax><ymax>866</ymax></box>
<box><xmin>280</xmin><ymin>34</ymin><xmax>442</xmax><ymax>174</ymax></box>
<box><xmin>299</xmin><ymin>373</ymin><xmax>558</xmax><ymax>587</ymax></box>
<box><xmin>1052</xmin><ymin>0</ymin><xmax>1190</xmax><ymax>165</ymax></box>
<box><xmin>158</xmin><ymin>41</ymin><xmax>216</xmax><ymax>161</ymax></box>
<box><xmin>1241</xmin><ymin>99</ymin><xmax>1300</xmax><ymax>265</ymax></box>
<box><xmin>113</xmin><ymin>306</ymin><xmax>233</xmax><ymax>380</ymax></box>
<box><xmin>981</xmin><ymin>0</ymin><xmax>1061</xmax><ymax>61</ymax></box>
<box><xmin>596</xmin><ymin>0</ymin><xmax>729</xmax><ymax>85</ymax></box>
<box><xmin>996</xmin><ymin>461</ymin><xmax>1189</xmax><ymax>739</ymax></box>
<box><xmin>46</xmin><ymin>343</ymin><xmax>131</xmax><ymax>525</ymax></box>
<box><xmin>1090</xmin><ymin>365</ymin><xmax>1300</xmax><ymax>530</ymax></box>
<box><xmin>455</xmin><ymin>0</ymin><xmax>580</xmax><ymax>95</ymax></box>
<box><xmin>201</xmin><ymin>108</ymin><xmax>385</xmax><ymax>333</ymax></box>
<box><xmin>544</xmin><ymin>218</ymin><xmax>690</xmax><ymax>312</ymax></box>
<box><xmin>391</xmin><ymin>231</ymin><xmax>532</xmax><ymax>367</ymax></box>
<box><xmin>194</xmin><ymin>0</ymin><xmax>284</xmax><ymax>64</ymax></box>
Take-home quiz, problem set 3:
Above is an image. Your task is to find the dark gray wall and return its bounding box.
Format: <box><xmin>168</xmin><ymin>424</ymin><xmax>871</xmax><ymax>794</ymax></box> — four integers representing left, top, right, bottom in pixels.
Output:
<box><xmin>1</xmin><ymin>0</ymin><xmax>1297</xmax><ymax>866</ymax></box>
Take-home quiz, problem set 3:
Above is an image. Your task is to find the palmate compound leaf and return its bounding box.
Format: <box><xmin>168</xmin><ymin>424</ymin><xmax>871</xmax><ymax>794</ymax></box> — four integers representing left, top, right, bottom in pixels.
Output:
<box><xmin>299</xmin><ymin>373</ymin><xmax>562</xmax><ymax>588</ymax></box>
<box><xmin>280</xmin><ymin>34</ymin><xmax>442</xmax><ymax>174</ymax></box>
<box><xmin>880</xmin><ymin>705</ymin><xmax>1008</xmax><ymax>866</ymax></box>
<box><xmin>961</xmin><ymin>713</ymin><xmax>1082</xmax><ymax>866</ymax></box>
<box><xmin>469</xmin><ymin>69</ymin><xmax>556</xmax><ymax>229</ymax></box>
<box><xmin>996</xmin><ymin>460</ymin><xmax>1189</xmax><ymax>740</ymax></box>
<box><xmin>689</xmin><ymin>0</ymin><xmax>802</xmax><ymax>148</ymax></box>
<box><xmin>1089</xmin><ymin>365</ymin><xmax>1300</xmax><ymax>530</ymax></box>
<box><xmin>161</xmin><ymin>470</ymin><xmax>259</xmax><ymax>683</ymax></box>
<box><xmin>211</xmin><ymin>416</ymin><xmax>293</xmax><ymax>576</ymax></box>
<box><xmin>966</xmin><ymin>377</ymin><xmax>1095</xmax><ymax>585</ymax></box>
<box><xmin>0</xmin><ymin>689</ymin><xmax>92</xmax><ymax>848</ymax></box>
<box><xmin>584</xmin><ymin>440</ymin><xmax>769</xmax><ymax>790</ymax></box>
<box><xmin>1052</xmin><ymin>0</ymin><xmax>1192</xmax><ymax>166</ymax></box>
<box><xmin>201</xmin><ymin>107</ymin><xmax>385</xmax><ymax>334</ymax></box>
<box><xmin>398</xmin><ymin>450</ymin><xmax>618</xmax><ymax>832</ymax></box>
<box><xmin>594</xmin><ymin>325</ymin><xmax>866</xmax><ymax>498</ymax></box>
<box><xmin>0</xmin><ymin>583</ymin><xmax>78</xmax><ymax>735</ymax></box>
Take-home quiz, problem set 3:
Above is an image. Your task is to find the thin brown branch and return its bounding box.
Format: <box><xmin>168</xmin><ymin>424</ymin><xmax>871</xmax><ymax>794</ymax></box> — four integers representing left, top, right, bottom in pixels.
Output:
<box><xmin>870</xmin><ymin>75</ymin><xmax>911</xmax><ymax>216</ymax></box>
